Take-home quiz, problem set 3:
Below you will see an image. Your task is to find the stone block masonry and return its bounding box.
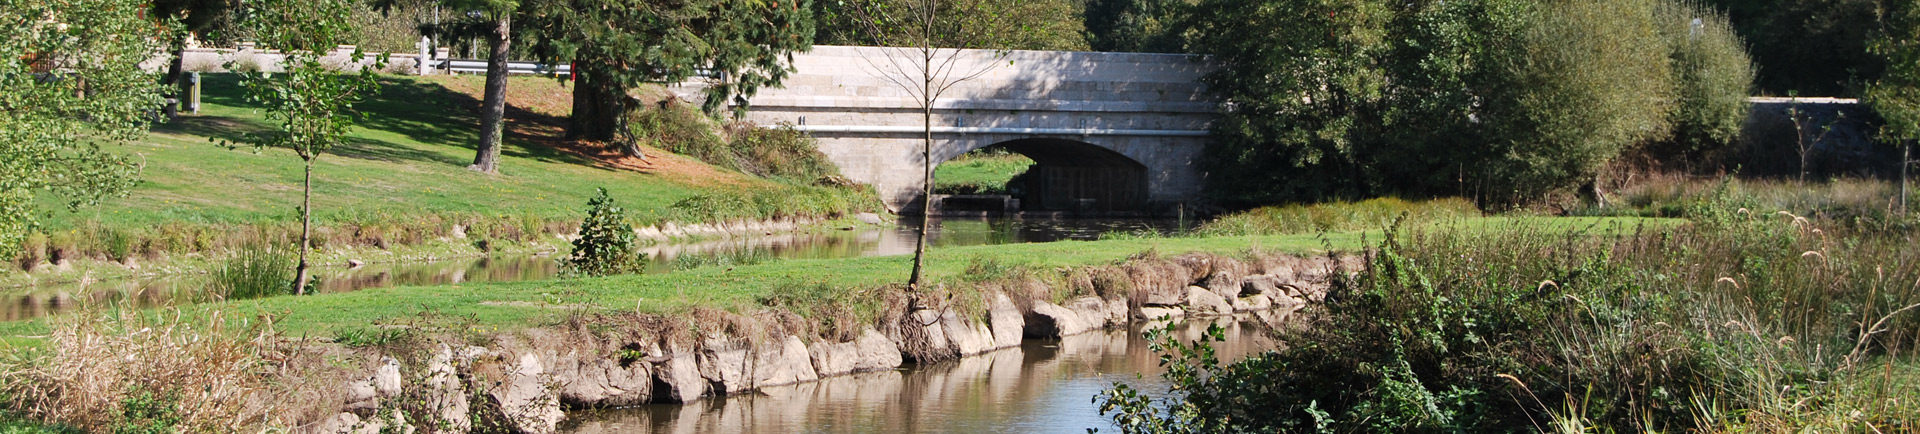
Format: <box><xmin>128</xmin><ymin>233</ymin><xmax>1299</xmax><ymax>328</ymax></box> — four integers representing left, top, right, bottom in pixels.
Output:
<box><xmin>674</xmin><ymin>46</ymin><xmax>1218</xmax><ymax>213</ymax></box>
<box><xmin>302</xmin><ymin>251</ymin><xmax>1358</xmax><ymax>434</ymax></box>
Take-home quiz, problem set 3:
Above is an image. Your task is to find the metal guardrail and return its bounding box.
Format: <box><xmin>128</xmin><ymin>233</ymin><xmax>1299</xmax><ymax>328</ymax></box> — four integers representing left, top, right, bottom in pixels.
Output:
<box><xmin>436</xmin><ymin>59</ymin><xmax>571</xmax><ymax>76</ymax></box>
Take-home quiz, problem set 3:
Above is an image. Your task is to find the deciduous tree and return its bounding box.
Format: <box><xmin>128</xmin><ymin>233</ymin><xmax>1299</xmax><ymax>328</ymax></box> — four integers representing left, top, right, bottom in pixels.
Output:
<box><xmin>0</xmin><ymin>0</ymin><xmax>164</xmax><ymax>258</ymax></box>
<box><xmin>227</xmin><ymin>0</ymin><xmax>387</xmax><ymax>294</ymax></box>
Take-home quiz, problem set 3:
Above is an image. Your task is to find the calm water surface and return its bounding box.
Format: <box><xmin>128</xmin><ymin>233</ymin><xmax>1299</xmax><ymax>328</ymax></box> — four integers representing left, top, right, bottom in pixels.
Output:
<box><xmin>562</xmin><ymin>312</ymin><xmax>1292</xmax><ymax>434</ymax></box>
<box><xmin>2</xmin><ymin>217</ymin><xmax>1189</xmax><ymax>320</ymax></box>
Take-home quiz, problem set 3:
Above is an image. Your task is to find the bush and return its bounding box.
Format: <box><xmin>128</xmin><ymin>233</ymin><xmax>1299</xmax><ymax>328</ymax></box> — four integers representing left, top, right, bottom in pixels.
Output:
<box><xmin>724</xmin><ymin>122</ymin><xmax>841</xmax><ymax>182</ymax></box>
<box><xmin>209</xmin><ymin>243</ymin><xmax>295</xmax><ymax>300</ymax></box>
<box><xmin>626</xmin><ymin>101</ymin><xmax>728</xmax><ymax>166</ymax></box>
<box><xmin>16</xmin><ymin>232</ymin><xmax>48</xmax><ymax>271</ymax></box>
<box><xmin>563</xmin><ymin>188</ymin><xmax>645</xmax><ymax>277</ymax></box>
<box><xmin>1651</xmin><ymin>0</ymin><xmax>1754</xmax><ymax>161</ymax></box>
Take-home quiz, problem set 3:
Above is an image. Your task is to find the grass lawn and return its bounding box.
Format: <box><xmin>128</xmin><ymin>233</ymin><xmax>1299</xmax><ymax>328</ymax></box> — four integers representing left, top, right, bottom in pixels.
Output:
<box><xmin>30</xmin><ymin>74</ymin><xmax>818</xmax><ymax>232</ymax></box>
<box><xmin>0</xmin><ymin>216</ymin><xmax>1675</xmax><ymax>341</ymax></box>
<box><xmin>933</xmin><ymin>152</ymin><xmax>1033</xmax><ymax>194</ymax></box>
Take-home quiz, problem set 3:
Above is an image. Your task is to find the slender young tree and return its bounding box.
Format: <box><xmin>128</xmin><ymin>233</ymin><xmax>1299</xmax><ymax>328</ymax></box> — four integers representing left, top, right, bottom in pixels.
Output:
<box><xmin>227</xmin><ymin>0</ymin><xmax>387</xmax><ymax>294</ymax></box>
<box><xmin>1869</xmin><ymin>1</ymin><xmax>1920</xmax><ymax>215</ymax></box>
<box><xmin>839</xmin><ymin>0</ymin><xmax>1014</xmax><ymax>291</ymax></box>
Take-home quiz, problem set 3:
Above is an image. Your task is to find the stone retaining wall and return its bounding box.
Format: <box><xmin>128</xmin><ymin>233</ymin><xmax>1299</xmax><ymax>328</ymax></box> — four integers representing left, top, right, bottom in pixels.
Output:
<box><xmin>297</xmin><ymin>251</ymin><xmax>1358</xmax><ymax>434</ymax></box>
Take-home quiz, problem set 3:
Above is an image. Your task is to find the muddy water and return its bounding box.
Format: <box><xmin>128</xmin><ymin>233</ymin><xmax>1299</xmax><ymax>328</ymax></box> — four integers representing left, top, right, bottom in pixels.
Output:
<box><xmin>561</xmin><ymin>312</ymin><xmax>1291</xmax><ymax>434</ymax></box>
<box><xmin>2</xmin><ymin>217</ymin><xmax>1189</xmax><ymax>321</ymax></box>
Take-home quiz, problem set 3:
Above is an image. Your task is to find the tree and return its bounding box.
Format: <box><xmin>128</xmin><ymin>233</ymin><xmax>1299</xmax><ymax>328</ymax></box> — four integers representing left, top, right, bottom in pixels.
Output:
<box><xmin>1646</xmin><ymin>0</ymin><xmax>1753</xmax><ymax>164</ymax></box>
<box><xmin>1083</xmin><ymin>0</ymin><xmax>1191</xmax><ymax>52</ymax></box>
<box><xmin>834</xmin><ymin>0</ymin><xmax>1017</xmax><ymax>290</ymax></box>
<box><xmin>149</xmin><ymin>0</ymin><xmax>233</xmax><ymax>120</ymax></box>
<box><xmin>0</xmin><ymin>0</ymin><xmax>164</xmax><ymax>259</ymax></box>
<box><xmin>520</xmin><ymin>0</ymin><xmax>814</xmax><ymax>146</ymax></box>
<box><xmin>817</xmin><ymin>0</ymin><xmax>1088</xmax><ymax>51</ymax></box>
<box><xmin>377</xmin><ymin>0</ymin><xmax>522</xmax><ymax>174</ymax></box>
<box><xmin>1868</xmin><ymin>0</ymin><xmax>1920</xmax><ymax>214</ymax></box>
<box><xmin>227</xmin><ymin>0</ymin><xmax>387</xmax><ymax>294</ymax></box>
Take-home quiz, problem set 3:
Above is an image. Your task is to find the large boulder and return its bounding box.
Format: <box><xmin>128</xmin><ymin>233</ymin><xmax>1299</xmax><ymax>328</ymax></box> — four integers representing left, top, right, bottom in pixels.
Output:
<box><xmin>1024</xmin><ymin>301</ymin><xmax>1093</xmax><ymax>338</ymax></box>
<box><xmin>1063</xmin><ymin>297</ymin><xmax>1111</xmax><ymax>329</ymax></box>
<box><xmin>986</xmin><ymin>293</ymin><xmax>1025</xmax><ymax>349</ymax></box>
<box><xmin>487</xmin><ymin>353</ymin><xmax>564</xmax><ymax>434</ymax></box>
<box><xmin>810</xmin><ymin>328</ymin><xmax>903</xmax><ymax>377</ymax></box>
<box><xmin>940</xmin><ymin>312</ymin><xmax>998</xmax><ymax>356</ymax></box>
<box><xmin>651</xmin><ymin>345</ymin><xmax>707</xmax><ymax>402</ymax></box>
<box><xmin>552</xmin><ymin>349</ymin><xmax>652</xmax><ymax>407</ymax></box>
<box><xmin>1241</xmin><ymin>274</ymin><xmax>1281</xmax><ymax>296</ymax></box>
<box><xmin>423</xmin><ymin>346</ymin><xmax>471</xmax><ymax>433</ymax></box>
<box><xmin>697</xmin><ymin>338</ymin><xmax>755</xmax><ymax>394</ymax></box>
<box><xmin>754</xmin><ymin>335</ymin><xmax>819</xmax><ymax>388</ymax></box>
<box><xmin>1232</xmin><ymin>293</ymin><xmax>1272</xmax><ymax>312</ymax></box>
<box><xmin>1185</xmin><ymin>286</ymin><xmax>1233</xmax><ymax>317</ymax></box>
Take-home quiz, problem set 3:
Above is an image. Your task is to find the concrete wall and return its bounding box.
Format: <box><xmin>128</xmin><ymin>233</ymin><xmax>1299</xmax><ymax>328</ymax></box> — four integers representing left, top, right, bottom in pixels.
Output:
<box><xmin>691</xmin><ymin>46</ymin><xmax>1218</xmax><ymax>212</ymax></box>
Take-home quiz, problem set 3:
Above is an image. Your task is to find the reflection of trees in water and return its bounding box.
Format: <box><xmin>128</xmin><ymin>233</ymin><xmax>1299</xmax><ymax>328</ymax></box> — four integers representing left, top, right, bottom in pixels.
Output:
<box><xmin>560</xmin><ymin>313</ymin><xmax>1294</xmax><ymax>434</ymax></box>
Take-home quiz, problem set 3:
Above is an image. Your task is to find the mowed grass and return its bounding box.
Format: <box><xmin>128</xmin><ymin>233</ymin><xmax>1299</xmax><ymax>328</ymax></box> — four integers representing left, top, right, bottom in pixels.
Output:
<box><xmin>933</xmin><ymin>152</ymin><xmax>1032</xmax><ymax>194</ymax></box>
<box><xmin>34</xmin><ymin>74</ymin><xmax>764</xmax><ymax>231</ymax></box>
<box><xmin>0</xmin><ymin>216</ymin><xmax>1675</xmax><ymax>340</ymax></box>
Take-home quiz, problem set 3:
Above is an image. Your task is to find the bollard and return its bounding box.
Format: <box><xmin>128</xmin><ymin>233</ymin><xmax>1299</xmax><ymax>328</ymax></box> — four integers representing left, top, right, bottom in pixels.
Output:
<box><xmin>187</xmin><ymin>72</ymin><xmax>201</xmax><ymax>114</ymax></box>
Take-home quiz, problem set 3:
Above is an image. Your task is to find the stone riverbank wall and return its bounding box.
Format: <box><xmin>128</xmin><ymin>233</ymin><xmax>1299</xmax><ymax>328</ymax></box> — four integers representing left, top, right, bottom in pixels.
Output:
<box><xmin>296</xmin><ymin>251</ymin><xmax>1357</xmax><ymax>434</ymax></box>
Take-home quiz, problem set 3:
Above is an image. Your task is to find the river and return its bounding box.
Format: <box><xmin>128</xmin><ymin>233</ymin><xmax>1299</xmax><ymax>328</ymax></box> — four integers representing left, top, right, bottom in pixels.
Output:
<box><xmin>1</xmin><ymin>217</ymin><xmax>1191</xmax><ymax>321</ymax></box>
<box><xmin>561</xmin><ymin>312</ymin><xmax>1291</xmax><ymax>434</ymax></box>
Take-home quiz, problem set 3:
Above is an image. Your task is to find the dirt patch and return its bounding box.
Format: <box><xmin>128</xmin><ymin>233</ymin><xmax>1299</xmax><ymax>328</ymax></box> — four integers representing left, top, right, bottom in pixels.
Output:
<box><xmin>422</xmin><ymin>76</ymin><xmax>759</xmax><ymax>189</ymax></box>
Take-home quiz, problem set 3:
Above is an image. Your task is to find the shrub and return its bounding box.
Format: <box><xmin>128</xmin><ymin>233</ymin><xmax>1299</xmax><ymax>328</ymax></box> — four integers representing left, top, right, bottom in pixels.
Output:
<box><xmin>626</xmin><ymin>101</ymin><xmax>727</xmax><ymax>166</ymax></box>
<box><xmin>208</xmin><ymin>243</ymin><xmax>295</xmax><ymax>300</ymax></box>
<box><xmin>16</xmin><ymin>232</ymin><xmax>48</xmax><ymax>271</ymax></box>
<box><xmin>1648</xmin><ymin>0</ymin><xmax>1754</xmax><ymax>161</ymax></box>
<box><xmin>725</xmin><ymin>122</ymin><xmax>840</xmax><ymax>182</ymax></box>
<box><xmin>564</xmin><ymin>188</ymin><xmax>645</xmax><ymax>277</ymax></box>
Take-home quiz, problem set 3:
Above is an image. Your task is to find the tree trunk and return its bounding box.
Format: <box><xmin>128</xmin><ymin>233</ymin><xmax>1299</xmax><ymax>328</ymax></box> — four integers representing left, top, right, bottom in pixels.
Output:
<box><xmin>1903</xmin><ymin>142</ymin><xmax>1911</xmax><ymax>215</ymax></box>
<box><xmin>293</xmin><ymin>158</ymin><xmax>314</xmax><ymax>295</ymax></box>
<box><xmin>470</xmin><ymin>14</ymin><xmax>512</xmax><ymax>174</ymax></box>
<box><xmin>163</xmin><ymin>41</ymin><xmax>186</xmax><ymax>121</ymax></box>
<box><xmin>908</xmin><ymin>52</ymin><xmax>933</xmax><ymax>292</ymax></box>
<box><xmin>568</xmin><ymin>64</ymin><xmax>627</xmax><ymax>142</ymax></box>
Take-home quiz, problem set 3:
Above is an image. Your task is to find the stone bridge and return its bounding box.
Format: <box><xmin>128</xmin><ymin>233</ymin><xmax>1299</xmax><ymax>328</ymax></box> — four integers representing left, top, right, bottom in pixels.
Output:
<box><xmin>685</xmin><ymin>45</ymin><xmax>1215</xmax><ymax>214</ymax></box>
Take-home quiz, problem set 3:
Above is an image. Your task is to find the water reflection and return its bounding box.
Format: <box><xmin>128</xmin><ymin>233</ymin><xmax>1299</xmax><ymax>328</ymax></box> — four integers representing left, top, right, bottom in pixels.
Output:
<box><xmin>3</xmin><ymin>217</ymin><xmax>1190</xmax><ymax>320</ymax></box>
<box><xmin>563</xmin><ymin>312</ymin><xmax>1291</xmax><ymax>434</ymax></box>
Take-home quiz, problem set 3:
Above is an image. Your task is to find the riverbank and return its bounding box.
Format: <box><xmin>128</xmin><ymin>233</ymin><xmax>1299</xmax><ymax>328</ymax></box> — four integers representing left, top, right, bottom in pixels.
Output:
<box><xmin>0</xmin><ymin>217</ymin><xmax>1671</xmax><ymax>433</ymax></box>
<box><xmin>7</xmin><ymin>74</ymin><xmax>881</xmax><ymax>277</ymax></box>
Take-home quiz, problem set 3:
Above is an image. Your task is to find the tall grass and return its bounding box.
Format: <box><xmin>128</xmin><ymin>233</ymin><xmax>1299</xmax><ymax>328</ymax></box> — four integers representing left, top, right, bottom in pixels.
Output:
<box><xmin>1102</xmin><ymin>211</ymin><xmax>1920</xmax><ymax>432</ymax></box>
<box><xmin>1197</xmin><ymin>197</ymin><xmax>1480</xmax><ymax>236</ymax></box>
<box><xmin>0</xmin><ymin>310</ymin><xmax>331</xmax><ymax>432</ymax></box>
<box><xmin>1586</xmin><ymin>175</ymin><xmax>1917</xmax><ymax>228</ymax></box>
<box><xmin>207</xmin><ymin>244</ymin><xmax>295</xmax><ymax>300</ymax></box>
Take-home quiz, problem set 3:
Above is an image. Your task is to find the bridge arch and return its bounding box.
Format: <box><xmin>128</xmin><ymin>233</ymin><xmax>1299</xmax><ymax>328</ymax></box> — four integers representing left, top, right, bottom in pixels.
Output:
<box><xmin>934</xmin><ymin>138</ymin><xmax>1151</xmax><ymax>212</ymax></box>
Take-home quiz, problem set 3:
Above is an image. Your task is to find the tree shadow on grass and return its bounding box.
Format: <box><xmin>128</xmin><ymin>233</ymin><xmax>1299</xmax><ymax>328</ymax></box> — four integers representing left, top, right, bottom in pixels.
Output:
<box><xmin>161</xmin><ymin>73</ymin><xmax>594</xmax><ymax>169</ymax></box>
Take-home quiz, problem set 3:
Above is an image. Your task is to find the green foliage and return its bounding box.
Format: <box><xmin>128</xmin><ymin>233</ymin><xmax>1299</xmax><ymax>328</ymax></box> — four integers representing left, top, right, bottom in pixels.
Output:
<box><xmin>227</xmin><ymin>0</ymin><xmax>386</xmax><ymax>162</ymax></box>
<box><xmin>626</xmin><ymin>102</ymin><xmax>841</xmax><ymax>182</ymax></box>
<box><xmin>209</xmin><ymin>243</ymin><xmax>295</xmax><ymax>301</ymax></box>
<box><xmin>1100</xmin><ymin>215</ymin><xmax>1920</xmax><ymax>432</ymax></box>
<box><xmin>1870</xmin><ymin>1</ymin><xmax>1920</xmax><ymax>143</ymax></box>
<box><xmin>817</xmin><ymin>0</ymin><xmax>1090</xmax><ymax>50</ymax></box>
<box><xmin>933</xmin><ymin>151</ymin><xmax>1032</xmax><ymax>195</ymax></box>
<box><xmin>109</xmin><ymin>389</ymin><xmax>179</xmax><ymax>434</ymax></box>
<box><xmin>667</xmin><ymin>183</ymin><xmax>879</xmax><ymax>223</ymax></box>
<box><xmin>1652</xmin><ymin>0</ymin><xmax>1754</xmax><ymax>160</ymax></box>
<box><xmin>1197</xmin><ymin>197</ymin><xmax>1479</xmax><ymax>236</ymax></box>
<box><xmin>565</xmin><ymin>188</ymin><xmax>646</xmax><ymax>277</ymax></box>
<box><xmin>1196</xmin><ymin>0</ymin><xmax>1750</xmax><ymax>206</ymax></box>
<box><xmin>521</xmin><ymin>0</ymin><xmax>814</xmax><ymax>138</ymax></box>
<box><xmin>0</xmin><ymin>0</ymin><xmax>164</xmax><ymax>259</ymax></box>
<box><xmin>1083</xmin><ymin>0</ymin><xmax>1192</xmax><ymax>52</ymax></box>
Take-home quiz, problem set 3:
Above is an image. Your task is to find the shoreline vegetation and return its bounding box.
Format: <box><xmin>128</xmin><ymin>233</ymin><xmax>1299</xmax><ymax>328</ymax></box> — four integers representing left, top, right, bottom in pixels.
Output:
<box><xmin>0</xmin><ymin>216</ymin><xmax>1668</xmax><ymax>433</ymax></box>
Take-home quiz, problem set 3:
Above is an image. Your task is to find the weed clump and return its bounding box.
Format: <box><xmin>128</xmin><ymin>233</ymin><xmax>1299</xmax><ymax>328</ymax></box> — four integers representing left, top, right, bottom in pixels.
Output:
<box><xmin>208</xmin><ymin>243</ymin><xmax>295</xmax><ymax>300</ymax></box>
